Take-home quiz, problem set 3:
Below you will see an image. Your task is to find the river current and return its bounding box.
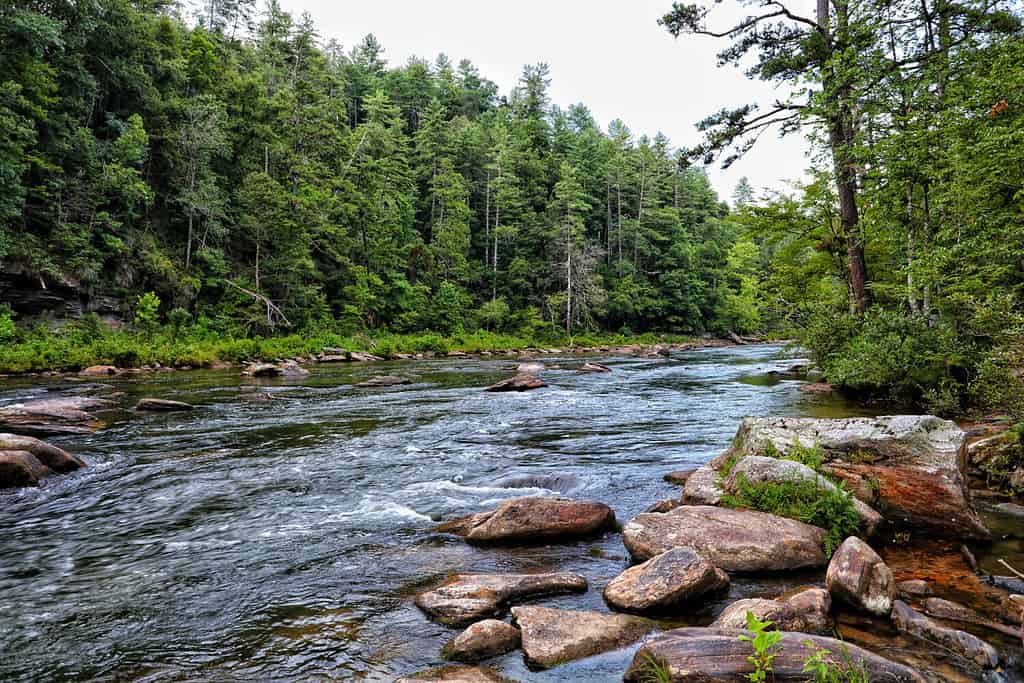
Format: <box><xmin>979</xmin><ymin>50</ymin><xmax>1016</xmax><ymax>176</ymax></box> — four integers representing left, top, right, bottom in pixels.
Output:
<box><xmin>0</xmin><ymin>344</ymin><xmax>997</xmax><ymax>681</ymax></box>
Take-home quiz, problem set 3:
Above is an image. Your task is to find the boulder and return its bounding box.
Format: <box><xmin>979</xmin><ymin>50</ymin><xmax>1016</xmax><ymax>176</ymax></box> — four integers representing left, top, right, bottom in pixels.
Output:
<box><xmin>435</xmin><ymin>496</ymin><xmax>615</xmax><ymax>544</ymax></box>
<box><xmin>603</xmin><ymin>547</ymin><xmax>729</xmax><ymax>613</ymax></box>
<box><xmin>415</xmin><ymin>572</ymin><xmax>587</xmax><ymax>626</ymax></box>
<box><xmin>79</xmin><ymin>365</ymin><xmax>119</xmax><ymax>377</ymax></box>
<box><xmin>825</xmin><ymin>537</ymin><xmax>895</xmax><ymax>616</ymax></box>
<box><xmin>723</xmin><ymin>455</ymin><xmax>883</xmax><ymax>536</ymax></box>
<box><xmin>135</xmin><ymin>398</ymin><xmax>195</xmax><ymax>412</ymax></box>
<box><xmin>578</xmin><ymin>362</ymin><xmax>611</xmax><ymax>373</ymax></box>
<box><xmin>624</xmin><ymin>627</ymin><xmax>925</xmax><ymax>682</ymax></box>
<box><xmin>395</xmin><ymin>664</ymin><xmax>515</xmax><ymax>682</ymax></box>
<box><xmin>0</xmin><ymin>396</ymin><xmax>111</xmax><ymax>436</ymax></box>
<box><xmin>510</xmin><ymin>606</ymin><xmax>653</xmax><ymax>669</ymax></box>
<box><xmin>712</xmin><ymin>587</ymin><xmax>832</xmax><ymax>635</ymax></box>
<box><xmin>645</xmin><ymin>498</ymin><xmax>684</xmax><ymax>514</ymax></box>
<box><xmin>0</xmin><ymin>433</ymin><xmax>84</xmax><ymax>472</ymax></box>
<box><xmin>442</xmin><ymin>619</ymin><xmax>521</xmax><ymax>662</ymax></box>
<box><xmin>484</xmin><ymin>374</ymin><xmax>546</xmax><ymax>392</ymax></box>
<box><xmin>731</xmin><ymin>416</ymin><xmax>989</xmax><ymax>539</ymax></box>
<box><xmin>243</xmin><ymin>361</ymin><xmax>308</xmax><ymax>378</ymax></box>
<box><xmin>681</xmin><ymin>463</ymin><xmax>724</xmax><ymax>505</ymax></box>
<box><xmin>355</xmin><ymin>375</ymin><xmax>411</xmax><ymax>388</ymax></box>
<box><xmin>891</xmin><ymin>600</ymin><xmax>998</xmax><ymax>669</ymax></box>
<box><xmin>0</xmin><ymin>451</ymin><xmax>50</xmax><ymax>488</ymax></box>
<box><xmin>622</xmin><ymin>505</ymin><xmax>827</xmax><ymax>572</ymax></box>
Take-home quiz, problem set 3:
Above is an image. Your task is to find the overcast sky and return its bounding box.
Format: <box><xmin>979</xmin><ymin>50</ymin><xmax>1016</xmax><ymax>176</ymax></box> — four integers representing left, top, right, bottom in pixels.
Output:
<box><xmin>278</xmin><ymin>0</ymin><xmax>813</xmax><ymax>202</ymax></box>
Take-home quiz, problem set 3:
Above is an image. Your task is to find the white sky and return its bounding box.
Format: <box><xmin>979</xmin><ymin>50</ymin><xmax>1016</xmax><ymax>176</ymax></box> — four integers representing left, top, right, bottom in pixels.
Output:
<box><xmin>278</xmin><ymin>0</ymin><xmax>813</xmax><ymax>202</ymax></box>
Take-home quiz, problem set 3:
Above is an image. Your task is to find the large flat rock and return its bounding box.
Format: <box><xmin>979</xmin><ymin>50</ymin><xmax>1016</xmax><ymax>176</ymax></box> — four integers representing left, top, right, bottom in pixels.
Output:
<box><xmin>0</xmin><ymin>396</ymin><xmax>111</xmax><ymax>436</ymax></box>
<box><xmin>434</xmin><ymin>496</ymin><xmax>615</xmax><ymax>544</ymax></box>
<box><xmin>622</xmin><ymin>505</ymin><xmax>827</xmax><ymax>572</ymax></box>
<box><xmin>603</xmin><ymin>547</ymin><xmax>729</xmax><ymax>613</ymax></box>
<box><xmin>624</xmin><ymin>627</ymin><xmax>926</xmax><ymax>682</ymax></box>
<box><xmin>395</xmin><ymin>664</ymin><xmax>516</xmax><ymax>682</ymax></box>
<box><xmin>415</xmin><ymin>573</ymin><xmax>587</xmax><ymax>626</ymax></box>
<box><xmin>511</xmin><ymin>606</ymin><xmax>652</xmax><ymax>669</ymax></box>
<box><xmin>731</xmin><ymin>416</ymin><xmax>988</xmax><ymax>538</ymax></box>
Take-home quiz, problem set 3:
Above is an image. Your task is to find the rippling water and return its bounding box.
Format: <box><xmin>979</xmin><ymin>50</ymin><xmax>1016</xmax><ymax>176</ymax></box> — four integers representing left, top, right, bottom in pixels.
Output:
<box><xmin>1</xmin><ymin>344</ymin><xmax>1006</xmax><ymax>682</ymax></box>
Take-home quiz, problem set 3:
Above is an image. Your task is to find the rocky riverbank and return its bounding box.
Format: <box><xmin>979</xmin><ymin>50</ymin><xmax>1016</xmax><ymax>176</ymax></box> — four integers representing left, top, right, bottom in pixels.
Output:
<box><xmin>402</xmin><ymin>414</ymin><xmax>1023</xmax><ymax>682</ymax></box>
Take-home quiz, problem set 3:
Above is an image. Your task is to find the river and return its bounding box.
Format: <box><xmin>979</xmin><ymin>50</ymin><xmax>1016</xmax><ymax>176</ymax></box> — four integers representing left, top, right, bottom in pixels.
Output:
<box><xmin>0</xmin><ymin>344</ymin><xmax>1017</xmax><ymax>681</ymax></box>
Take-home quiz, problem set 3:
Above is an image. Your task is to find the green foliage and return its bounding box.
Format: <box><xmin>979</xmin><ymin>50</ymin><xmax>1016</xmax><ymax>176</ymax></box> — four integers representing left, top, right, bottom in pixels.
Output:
<box><xmin>801</xmin><ymin>641</ymin><xmax>870</xmax><ymax>683</ymax></box>
<box><xmin>737</xmin><ymin>611</ymin><xmax>783</xmax><ymax>683</ymax></box>
<box><xmin>134</xmin><ymin>292</ymin><xmax>162</xmax><ymax>333</ymax></box>
<box><xmin>762</xmin><ymin>441</ymin><xmax>826</xmax><ymax>473</ymax></box>
<box><xmin>636</xmin><ymin>653</ymin><xmax>672</xmax><ymax>683</ymax></box>
<box><xmin>722</xmin><ymin>473</ymin><xmax>860</xmax><ymax>556</ymax></box>
<box><xmin>0</xmin><ymin>306</ymin><xmax>15</xmax><ymax>344</ymax></box>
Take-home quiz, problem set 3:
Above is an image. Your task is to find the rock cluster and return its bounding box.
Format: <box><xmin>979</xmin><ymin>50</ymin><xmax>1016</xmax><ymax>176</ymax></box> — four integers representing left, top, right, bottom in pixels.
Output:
<box><xmin>0</xmin><ymin>433</ymin><xmax>86</xmax><ymax>488</ymax></box>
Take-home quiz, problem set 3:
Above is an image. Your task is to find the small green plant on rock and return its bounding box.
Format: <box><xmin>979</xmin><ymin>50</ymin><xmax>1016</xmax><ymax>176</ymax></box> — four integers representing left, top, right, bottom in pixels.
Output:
<box><xmin>722</xmin><ymin>474</ymin><xmax>860</xmax><ymax>556</ymax></box>
<box><xmin>738</xmin><ymin>611</ymin><xmax>783</xmax><ymax>682</ymax></box>
<box><xmin>801</xmin><ymin>640</ymin><xmax>869</xmax><ymax>683</ymax></box>
<box><xmin>636</xmin><ymin>652</ymin><xmax>672</xmax><ymax>683</ymax></box>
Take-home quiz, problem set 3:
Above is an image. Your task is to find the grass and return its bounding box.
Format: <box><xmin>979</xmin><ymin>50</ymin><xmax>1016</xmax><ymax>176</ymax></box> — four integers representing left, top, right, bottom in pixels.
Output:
<box><xmin>0</xmin><ymin>316</ymin><xmax>703</xmax><ymax>374</ymax></box>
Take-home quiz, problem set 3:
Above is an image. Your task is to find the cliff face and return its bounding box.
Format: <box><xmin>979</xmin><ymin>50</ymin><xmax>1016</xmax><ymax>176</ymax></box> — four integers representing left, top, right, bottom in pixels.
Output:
<box><xmin>0</xmin><ymin>266</ymin><xmax>123</xmax><ymax>326</ymax></box>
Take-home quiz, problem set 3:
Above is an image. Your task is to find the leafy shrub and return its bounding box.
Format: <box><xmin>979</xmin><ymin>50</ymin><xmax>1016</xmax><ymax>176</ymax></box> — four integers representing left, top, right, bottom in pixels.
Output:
<box><xmin>134</xmin><ymin>291</ymin><xmax>161</xmax><ymax>333</ymax></box>
<box><xmin>722</xmin><ymin>473</ymin><xmax>860</xmax><ymax>556</ymax></box>
<box><xmin>0</xmin><ymin>306</ymin><xmax>16</xmax><ymax>343</ymax></box>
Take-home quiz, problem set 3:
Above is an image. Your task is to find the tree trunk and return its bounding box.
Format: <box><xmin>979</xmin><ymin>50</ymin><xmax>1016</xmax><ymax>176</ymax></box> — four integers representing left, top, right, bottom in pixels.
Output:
<box><xmin>906</xmin><ymin>182</ymin><xmax>919</xmax><ymax>314</ymax></box>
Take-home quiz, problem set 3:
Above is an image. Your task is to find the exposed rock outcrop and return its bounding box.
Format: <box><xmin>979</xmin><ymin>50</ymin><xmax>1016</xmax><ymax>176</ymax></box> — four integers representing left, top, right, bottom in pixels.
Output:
<box><xmin>484</xmin><ymin>374</ymin><xmax>546</xmax><ymax>392</ymax></box>
<box><xmin>511</xmin><ymin>606</ymin><xmax>652</xmax><ymax>669</ymax></box>
<box><xmin>435</xmin><ymin>496</ymin><xmax>615</xmax><ymax>544</ymax></box>
<box><xmin>826</xmin><ymin>537</ymin><xmax>895</xmax><ymax>616</ymax></box>
<box><xmin>415</xmin><ymin>573</ymin><xmax>587</xmax><ymax>626</ymax></box>
<box><xmin>731</xmin><ymin>416</ymin><xmax>989</xmax><ymax>539</ymax></box>
<box><xmin>622</xmin><ymin>505</ymin><xmax>827</xmax><ymax>572</ymax></box>
<box><xmin>0</xmin><ymin>396</ymin><xmax>112</xmax><ymax>436</ymax></box>
<box><xmin>603</xmin><ymin>547</ymin><xmax>729</xmax><ymax>613</ymax></box>
<box><xmin>624</xmin><ymin>627</ymin><xmax>925</xmax><ymax>682</ymax></box>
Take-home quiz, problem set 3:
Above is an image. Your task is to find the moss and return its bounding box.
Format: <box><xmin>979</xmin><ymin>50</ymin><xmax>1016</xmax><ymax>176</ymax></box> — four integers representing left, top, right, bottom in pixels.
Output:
<box><xmin>721</xmin><ymin>473</ymin><xmax>861</xmax><ymax>556</ymax></box>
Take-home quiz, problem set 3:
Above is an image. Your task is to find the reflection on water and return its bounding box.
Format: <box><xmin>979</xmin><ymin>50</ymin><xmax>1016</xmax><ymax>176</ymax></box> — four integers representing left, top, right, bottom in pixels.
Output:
<box><xmin>0</xmin><ymin>345</ymin><xmax>983</xmax><ymax>681</ymax></box>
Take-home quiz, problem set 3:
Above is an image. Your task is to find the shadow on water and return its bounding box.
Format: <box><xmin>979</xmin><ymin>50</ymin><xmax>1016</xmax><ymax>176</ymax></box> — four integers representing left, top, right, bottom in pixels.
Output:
<box><xmin>0</xmin><ymin>344</ymin><xmax>1009</xmax><ymax>682</ymax></box>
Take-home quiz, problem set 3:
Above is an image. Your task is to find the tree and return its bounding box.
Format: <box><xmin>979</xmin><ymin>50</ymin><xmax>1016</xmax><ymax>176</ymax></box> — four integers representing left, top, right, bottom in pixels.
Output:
<box><xmin>174</xmin><ymin>95</ymin><xmax>228</xmax><ymax>271</ymax></box>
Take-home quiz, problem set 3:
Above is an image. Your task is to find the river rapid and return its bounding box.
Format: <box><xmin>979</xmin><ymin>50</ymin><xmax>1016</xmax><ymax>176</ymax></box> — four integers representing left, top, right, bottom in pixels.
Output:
<box><xmin>0</xmin><ymin>344</ymin><xmax>1017</xmax><ymax>681</ymax></box>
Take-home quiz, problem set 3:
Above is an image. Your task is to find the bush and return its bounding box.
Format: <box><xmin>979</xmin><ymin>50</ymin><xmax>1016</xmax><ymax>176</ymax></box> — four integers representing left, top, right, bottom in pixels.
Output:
<box><xmin>0</xmin><ymin>306</ymin><xmax>16</xmax><ymax>343</ymax></box>
<box><xmin>722</xmin><ymin>474</ymin><xmax>860</xmax><ymax>556</ymax></box>
<box><xmin>134</xmin><ymin>291</ymin><xmax>161</xmax><ymax>334</ymax></box>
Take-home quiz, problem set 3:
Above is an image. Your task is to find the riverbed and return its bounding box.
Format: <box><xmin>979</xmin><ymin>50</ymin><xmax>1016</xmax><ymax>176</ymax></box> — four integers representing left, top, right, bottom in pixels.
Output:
<box><xmin>0</xmin><ymin>344</ymin><xmax>1019</xmax><ymax>681</ymax></box>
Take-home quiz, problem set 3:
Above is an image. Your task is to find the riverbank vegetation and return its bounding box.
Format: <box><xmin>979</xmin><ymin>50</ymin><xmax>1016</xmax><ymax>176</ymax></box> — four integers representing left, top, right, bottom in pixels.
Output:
<box><xmin>0</xmin><ymin>0</ymin><xmax>763</xmax><ymax>372</ymax></box>
<box><xmin>662</xmin><ymin>0</ymin><xmax>1024</xmax><ymax>415</ymax></box>
<box><xmin>2</xmin><ymin>0</ymin><xmax>1023</xmax><ymax>414</ymax></box>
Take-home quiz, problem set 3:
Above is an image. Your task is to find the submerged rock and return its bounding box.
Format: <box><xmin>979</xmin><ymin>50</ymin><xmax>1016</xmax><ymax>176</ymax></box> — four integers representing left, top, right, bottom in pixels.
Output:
<box><xmin>511</xmin><ymin>606</ymin><xmax>652</xmax><ymax>669</ymax></box>
<box><xmin>355</xmin><ymin>375</ymin><xmax>411</xmax><ymax>388</ymax></box>
<box><xmin>578</xmin><ymin>362</ymin><xmax>611</xmax><ymax>373</ymax></box>
<box><xmin>415</xmin><ymin>572</ymin><xmax>587</xmax><ymax>626</ymax></box>
<box><xmin>892</xmin><ymin>600</ymin><xmax>998</xmax><ymax>669</ymax></box>
<box><xmin>624</xmin><ymin>627</ymin><xmax>925</xmax><ymax>682</ymax></box>
<box><xmin>731</xmin><ymin>415</ymin><xmax>989</xmax><ymax>539</ymax></box>
<box><xmin>723</xmin><ymin>455</ymin><xmax>883</xmax><ymax>536</ymax></box>
<box><xmin>135</xmin><ymin>398</ymin><xmax>195</xmax><ymax>412</ymax></box>
<box><xmin>442</xmin><ymin>619</ymin><xmax>521</xmax><ymax>663</ymax></box>
<box><xmin>434</xmin><ymin>496</ymin><xmax>615</xmax><ymax>544</ymax></box>
<box><xmin>712</xmin><ymin>587</ymin><xmax>832</xmax><ymax>635</ymax></box>
<box><xmin>603</xmin><ymin>547</ymin><xmax>729</xmax><ymax>613</ymax></box>
<box><xmin>826</xmin><ymin>536</ymin><xmax>895</xmax><ymax>617</ymax></box>
<box><xmin>395</xmin><ymin>664</ymin><xmax>515</xmax><ymax>682</ymax></box>
<box><xmin>896</xmin><ymin>579</ymin><xmax>933</xmax><ymax>598</ymax></box>
<box><xmin>516</xmin><ymin>362</ymin><xmax>545</xmax><ymax>374</ymax></box>
<box><xmin>484</xmin><ymin>373</ymin><xmax>546</xmax><ymax>392</ymax></box>
<box><xmin>622</xmin><ymin>505</ymin><xmax>827</xmax><ymax>572</ymax></box>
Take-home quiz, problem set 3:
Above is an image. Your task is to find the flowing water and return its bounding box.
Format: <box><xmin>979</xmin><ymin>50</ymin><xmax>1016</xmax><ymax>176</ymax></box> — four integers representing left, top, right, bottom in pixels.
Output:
<box><xmin>0</xmin><ymin>344</ymin><xmax>1018</xmax><ymax>682</ymax></box>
